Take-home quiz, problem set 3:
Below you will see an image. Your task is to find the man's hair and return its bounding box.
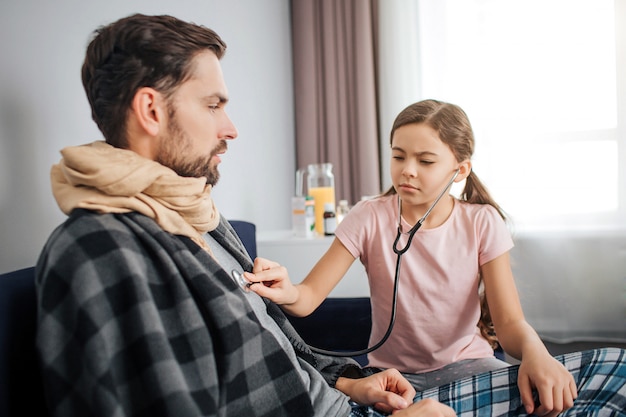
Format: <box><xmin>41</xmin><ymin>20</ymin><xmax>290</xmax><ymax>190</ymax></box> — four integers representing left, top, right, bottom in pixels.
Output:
<box><xmin>81</xmin><ymin>14</ymin><xmax>227</xmax><ymax>148</ymax></box>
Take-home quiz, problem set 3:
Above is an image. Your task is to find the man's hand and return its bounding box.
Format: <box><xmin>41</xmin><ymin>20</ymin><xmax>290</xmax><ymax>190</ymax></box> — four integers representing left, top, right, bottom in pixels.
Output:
<box><xmin>336</xmin><ymin>369</ymin><xmax>456</xmax><ymax>416</ymax></box>
<box><xmin>396</xmin><ymin>398</ymin><xmax>457</xmax><ymax>416</ymax></box>
<box><xmin>336</xmin><ymin>368</ymin><xmax>416</xmax><ymax>413</ymax></box>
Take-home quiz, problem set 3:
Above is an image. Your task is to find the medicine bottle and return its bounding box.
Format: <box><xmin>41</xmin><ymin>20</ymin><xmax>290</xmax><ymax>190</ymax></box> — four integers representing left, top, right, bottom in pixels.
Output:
<box><xmin>323</xmin><ymin>202</ymin><xmax>337</xmax><ymax>236</ymax></box>
<box><xmin>304</xmin><ymin>196</ymin><xmax>316</xmax><ymax>237</ymax></box>
<box><xmin>336</xmin><ymin>199</ymin><xmax>350</xmax><ymax>224</ymax></box>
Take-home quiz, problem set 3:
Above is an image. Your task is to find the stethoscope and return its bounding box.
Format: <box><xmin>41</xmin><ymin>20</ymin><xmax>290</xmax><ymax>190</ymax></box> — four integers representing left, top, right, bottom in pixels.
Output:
<box><xmin>232</xmin><ymin>168</ymin><xmax>460</xmax><ymax>357</ymax></box>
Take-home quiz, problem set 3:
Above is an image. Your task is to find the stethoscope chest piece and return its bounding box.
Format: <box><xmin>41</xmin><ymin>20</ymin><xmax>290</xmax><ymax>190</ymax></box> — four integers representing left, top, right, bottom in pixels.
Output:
<box><xmin>231</xmin><ymin>269</ymin><xmax>253</xmax><ymax>292</ymax></box>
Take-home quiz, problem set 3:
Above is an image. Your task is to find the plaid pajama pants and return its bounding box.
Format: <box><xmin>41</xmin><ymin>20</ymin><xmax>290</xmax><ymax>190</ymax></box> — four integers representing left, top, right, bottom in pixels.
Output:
<box><xmin>351</xmin><ymin>348</ymin><xmax>626</xmax><ymax>416</ymax></box>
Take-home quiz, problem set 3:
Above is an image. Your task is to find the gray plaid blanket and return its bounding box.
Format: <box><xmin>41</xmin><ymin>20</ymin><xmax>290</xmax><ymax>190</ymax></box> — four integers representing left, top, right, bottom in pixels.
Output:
<box><xmin>36</xmin><ymin>210</ymin><xmax>363</xmax><ymax>417</ymax></box>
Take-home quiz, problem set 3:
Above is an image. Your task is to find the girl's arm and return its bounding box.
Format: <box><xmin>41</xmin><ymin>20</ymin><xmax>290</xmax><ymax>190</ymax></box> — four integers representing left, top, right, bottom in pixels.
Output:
<box><xmin>481</xmin><ymin>252</ymin><xmax>538</xmax><ymax>359</ymax></box>
<box><xmin>249</xmin><ymin>238</ymin><xmax>356</xmax><ymax>317</ymax></box>
<box><xmin>482</xmin><ymin>252</ymin><xmax>577</xmax><ymax>416</ymax></box>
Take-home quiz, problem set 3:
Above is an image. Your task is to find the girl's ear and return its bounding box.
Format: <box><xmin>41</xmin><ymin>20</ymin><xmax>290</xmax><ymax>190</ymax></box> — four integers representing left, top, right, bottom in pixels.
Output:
<box><xmin>456</xmin><ymin>159</ymin><xmax>472</xmax><ymax>182</ymax></box>
<box><xmin>131</xmin><ymin>87</ymin><xmax>165</xmax><ymax>137</ymax></box>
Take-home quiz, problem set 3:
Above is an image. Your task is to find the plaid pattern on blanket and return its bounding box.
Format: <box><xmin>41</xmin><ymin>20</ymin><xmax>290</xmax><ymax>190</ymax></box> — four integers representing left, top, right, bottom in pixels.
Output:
<box><xmin>350</xmin><ymin>348</ymin><xmax>626</xmax><ymax>416</ymax></box>
<box><xmin>414</xmin><ymin>347</ymin><xmax>626</xmax><ymax>416</ymax></box>
<box><xmin>36</xmin><ymin>210</ymin><xmax>362</xmax><ymax>417</ymax></box>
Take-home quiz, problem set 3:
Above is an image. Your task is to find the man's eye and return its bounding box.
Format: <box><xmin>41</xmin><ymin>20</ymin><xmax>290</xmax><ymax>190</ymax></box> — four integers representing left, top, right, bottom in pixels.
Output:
<box><xmin>392</xmin><ymin>155</ymin><xmax>404</xmax><ymax>160</ymax></box>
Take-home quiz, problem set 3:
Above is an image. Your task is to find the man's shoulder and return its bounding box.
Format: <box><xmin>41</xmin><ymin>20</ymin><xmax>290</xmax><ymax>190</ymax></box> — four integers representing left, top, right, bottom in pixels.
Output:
<box><xmin>63</xmin><ymin>208</ymin><xmax>147</xmax><ymax>228</ymax></box>
<box><xmin>38</xmin><ymin>209</ymin><xmax>170</xmax><ymax>275</ymax></box>
<box><xmin>53</xmin><ymin>208</ymin><xmax>167</xmax><ymax>240</ymax></box>
<box><xmin>44</xmin><ymin>210</ymin><xmax>142</xmax><ymax>251</ymax></box>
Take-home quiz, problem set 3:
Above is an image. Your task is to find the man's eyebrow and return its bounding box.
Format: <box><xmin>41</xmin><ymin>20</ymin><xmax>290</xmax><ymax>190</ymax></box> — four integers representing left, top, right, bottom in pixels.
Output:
<box><xmin>205</xmin><ymin>94</ymin><xmax>229</xmax><ymax>104</ymax></box>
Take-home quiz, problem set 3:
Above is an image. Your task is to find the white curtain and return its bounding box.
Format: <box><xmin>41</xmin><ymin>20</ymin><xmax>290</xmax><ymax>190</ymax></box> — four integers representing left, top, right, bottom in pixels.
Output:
<box><xmin>377</xmin><ymin>0</ymin><xmax>626</xmax><ymax>342</ymax></box>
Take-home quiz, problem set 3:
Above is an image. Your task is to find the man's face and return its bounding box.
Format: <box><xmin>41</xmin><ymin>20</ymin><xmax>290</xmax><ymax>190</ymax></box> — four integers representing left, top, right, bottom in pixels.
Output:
<box><xmin>155</xmin><ymin>51</ymin><xmax>237</xmax><ymax>185</ymax></box>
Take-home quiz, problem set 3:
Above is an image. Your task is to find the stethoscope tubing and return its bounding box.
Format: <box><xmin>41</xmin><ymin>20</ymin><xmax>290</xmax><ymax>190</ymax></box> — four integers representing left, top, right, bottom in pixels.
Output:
<box><xmin>308</xmin><ymin>169</ymin><xmax>461</xmax><ymax>357</ymax></box>
<box><xmin>393</xmin><ymin>169</ymin><xmax>460</xmax><ymax>255</ymax></box>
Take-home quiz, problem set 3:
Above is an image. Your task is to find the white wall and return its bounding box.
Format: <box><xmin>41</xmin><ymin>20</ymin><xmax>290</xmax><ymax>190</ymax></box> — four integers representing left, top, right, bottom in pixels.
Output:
<box><xmin>0</xmin><ymin>0</ymin><xmax>296</xmax><ymax>273</ymax></box>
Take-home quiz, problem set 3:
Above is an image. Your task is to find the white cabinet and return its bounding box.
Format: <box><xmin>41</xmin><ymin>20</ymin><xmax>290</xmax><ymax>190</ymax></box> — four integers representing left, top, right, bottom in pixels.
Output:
<box><xmin>257</xmin><ymin>230</ymin><xmax>370</xmax><ymax>297</ymax></box>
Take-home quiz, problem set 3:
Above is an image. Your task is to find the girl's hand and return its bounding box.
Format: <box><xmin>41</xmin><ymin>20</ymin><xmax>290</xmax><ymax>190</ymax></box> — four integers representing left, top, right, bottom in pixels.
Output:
<box><xmin>517</xmin><ymin>350</ymin><xmax>577</xmax><ymax>416</ymax></box>
<box><xmin>245</xmin><ymin>257</ymin><xmax>300</xmax><ymax>305</ymax></box>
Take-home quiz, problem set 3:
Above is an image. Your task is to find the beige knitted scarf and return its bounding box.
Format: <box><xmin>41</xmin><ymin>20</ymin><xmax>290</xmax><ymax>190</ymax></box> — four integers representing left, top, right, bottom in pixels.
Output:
<box><xmin>50</xmin><ymin>141</ymin><xmax>219</xmax><ymax>252</ymax></box>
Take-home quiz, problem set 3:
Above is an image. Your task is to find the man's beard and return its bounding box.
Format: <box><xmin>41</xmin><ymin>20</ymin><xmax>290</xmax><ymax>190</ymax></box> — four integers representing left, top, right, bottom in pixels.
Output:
<box><xmin>155</xmin><ymin>107</ymin><xmax>225</xmax><ymax>186</ymax></box>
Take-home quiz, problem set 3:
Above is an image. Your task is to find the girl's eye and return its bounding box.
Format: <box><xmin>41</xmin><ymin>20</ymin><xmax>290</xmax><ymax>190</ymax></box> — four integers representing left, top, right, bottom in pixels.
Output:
<box><xmin>421</xmin><ymin>160</ymin><xmax>434</xmax><ymax>165</ymax></box>
<box><xmin>392</xmin><ymin>155</ymin><xmax>405</xmax><ymax>161</ymax></box>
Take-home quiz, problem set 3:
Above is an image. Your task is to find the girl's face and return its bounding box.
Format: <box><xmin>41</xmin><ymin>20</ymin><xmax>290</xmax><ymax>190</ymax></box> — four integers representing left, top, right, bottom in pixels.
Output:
<box><xmin>390</xmin><ymin>122</ymin><xmax>461</xmax><ymax>210</ymax></box>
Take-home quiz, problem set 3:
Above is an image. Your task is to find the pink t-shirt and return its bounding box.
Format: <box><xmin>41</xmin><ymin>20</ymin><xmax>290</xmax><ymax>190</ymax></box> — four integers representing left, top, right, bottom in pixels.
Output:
<box><xmin>335</xmin><ymin>195</ymin><xmax>513</xmax><ymax>373</ymax></box>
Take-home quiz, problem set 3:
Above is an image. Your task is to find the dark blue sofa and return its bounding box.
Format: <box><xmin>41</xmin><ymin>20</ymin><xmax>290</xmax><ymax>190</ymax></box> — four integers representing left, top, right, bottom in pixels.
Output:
<box><xmin>286</xmin><ymin>297</ymin><xmax>372</xmax><ymax>366</ymax></box>
<box><xmin>0</xmin><ymin>266</ymin><xmax>47</xmax><ymax>416</ymax></box>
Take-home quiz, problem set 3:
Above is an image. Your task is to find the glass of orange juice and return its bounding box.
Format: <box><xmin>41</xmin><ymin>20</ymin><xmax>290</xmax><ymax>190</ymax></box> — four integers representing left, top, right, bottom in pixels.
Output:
<box><xmin>309</xmin><ymin>186</ymin><xmax>335</xmax><ymax>235</ymax></box>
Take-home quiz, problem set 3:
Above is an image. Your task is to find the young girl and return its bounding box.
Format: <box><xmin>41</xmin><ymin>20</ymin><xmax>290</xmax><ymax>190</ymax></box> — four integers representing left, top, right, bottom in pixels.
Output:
<box><xmin>250</xmin><ymin>100</ymin><xmax>577</xmax><ymax>414</ymax></box>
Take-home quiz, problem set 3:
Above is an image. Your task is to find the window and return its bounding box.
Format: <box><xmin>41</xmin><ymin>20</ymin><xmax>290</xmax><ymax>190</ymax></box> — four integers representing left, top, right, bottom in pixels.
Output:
<box><xmin>378</xmin><ymin>0</ymin><xmax>625</xmax><ymax>231</ymax></box>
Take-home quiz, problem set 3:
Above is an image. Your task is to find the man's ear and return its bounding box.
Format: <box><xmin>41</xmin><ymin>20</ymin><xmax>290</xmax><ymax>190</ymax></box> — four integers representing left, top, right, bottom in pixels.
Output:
<box><xmin>131</xmin><ymin>87</ymin><xmax>165</xmax><ymax>137</ymax></box>
<box><xmin>456</xmin><ymin>159</ymin><xmax>472</xmax><ymax>182</ymax></box>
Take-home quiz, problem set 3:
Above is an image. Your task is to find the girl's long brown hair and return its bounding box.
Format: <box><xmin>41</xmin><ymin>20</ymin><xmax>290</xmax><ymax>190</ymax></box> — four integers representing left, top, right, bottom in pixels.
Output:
<box><xmin>385</xmin><ymin>99</ymin><xmax>507</xmax><ymax>349</ymax></box>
